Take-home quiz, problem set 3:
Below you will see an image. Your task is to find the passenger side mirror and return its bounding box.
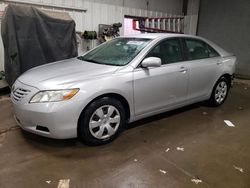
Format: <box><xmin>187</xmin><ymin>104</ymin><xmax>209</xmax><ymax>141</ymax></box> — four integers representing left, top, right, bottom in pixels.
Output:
<box><xmin>141</xmin><ymin>57</ymin><xmax>162</xmax><ymax>68</ymax></box>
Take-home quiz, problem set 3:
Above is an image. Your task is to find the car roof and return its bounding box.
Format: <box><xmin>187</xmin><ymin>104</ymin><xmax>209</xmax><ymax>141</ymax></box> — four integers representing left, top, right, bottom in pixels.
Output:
<box><xmin>122</xmin><ymin>33</ymin><xmax>231</xmax><ymax>57</ymax></box>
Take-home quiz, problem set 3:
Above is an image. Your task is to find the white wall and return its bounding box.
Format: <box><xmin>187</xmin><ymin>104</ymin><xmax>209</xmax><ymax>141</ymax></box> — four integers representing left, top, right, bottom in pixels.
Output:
<box><xmin>0</xmin><ymin>0</ymin><xmax>185</xmax><ymax>71</ymax></box>
<box><xmin>124</xmin><ymin>18</ymin><xmax>141</xmax><ymax>36</ymax></box>
<box><xmin>0</xmin><ymin>0</ymin><xmax>184</xmax><ymax>32</ymax></box>
<box><xmin>3</xmin><ymin>0</ymin><xmax>183</xmax><ymax>14</ymax></box>
<box><xmin>91</xmin><ymin>0</ymin><xmax>183</xmax><ymax>14</ymax></box>
<box><xmin>0</xmin><ymin>3</ymin><xmax>5</xmax><ymax>71</ymax></box>
<box><xmin>184</xmin><ymin>0</ymin><xmax>200</xmax><ymax>35</ymax></box>
<box><xmin>0</xmin><ymin>23</ymin><xmax>3</xmax><ymax>72</ymax></box>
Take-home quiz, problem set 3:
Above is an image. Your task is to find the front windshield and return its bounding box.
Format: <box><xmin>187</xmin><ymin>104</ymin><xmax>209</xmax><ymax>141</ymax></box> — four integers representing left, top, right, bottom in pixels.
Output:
<box><xmin>78</xmin><ymin>38</ymin><xmax>152</xmax><ymax>66</ymax></box>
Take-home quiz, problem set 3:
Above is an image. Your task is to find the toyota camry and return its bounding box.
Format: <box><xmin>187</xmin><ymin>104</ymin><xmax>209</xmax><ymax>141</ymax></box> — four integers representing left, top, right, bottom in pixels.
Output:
<box><xmin>11</xmin><ymin>33</ymin><xmax>236</xmax><ymax>145</ymax></box>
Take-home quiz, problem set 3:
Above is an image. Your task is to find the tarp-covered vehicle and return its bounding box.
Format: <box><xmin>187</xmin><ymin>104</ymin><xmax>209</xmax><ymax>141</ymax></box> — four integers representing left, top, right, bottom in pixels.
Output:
<box><xmin>1</xmin><ymin>5</ymin><xmax>78</xmax><ymax>86</ymax></box>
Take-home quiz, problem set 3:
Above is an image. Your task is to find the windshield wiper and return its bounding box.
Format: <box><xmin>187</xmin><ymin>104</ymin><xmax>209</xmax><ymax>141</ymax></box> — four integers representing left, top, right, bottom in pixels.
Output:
<box><xmin>77</xmin><ymin>56</ymin><xmax>100</xmax><ymax>64</ymax></box>
<box><xmin>77</xmin><ymin>56</ymin><xmax>122</xmax><ymax>66</ymax></box>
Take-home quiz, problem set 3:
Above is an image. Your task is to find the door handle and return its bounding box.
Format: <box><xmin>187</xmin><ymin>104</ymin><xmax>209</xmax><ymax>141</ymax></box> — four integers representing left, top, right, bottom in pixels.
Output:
<box><xmin>179</xmin><ymin>67</ymin><xmax>188</xmax><ymax>73</ymax></box>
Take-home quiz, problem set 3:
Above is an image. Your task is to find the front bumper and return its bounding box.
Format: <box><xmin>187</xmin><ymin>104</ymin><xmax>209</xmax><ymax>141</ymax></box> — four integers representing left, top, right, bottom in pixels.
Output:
<box><xmin>11</xmin><ymin>80</ymin><xmax>82</xmax><ymax>139</ymax></box>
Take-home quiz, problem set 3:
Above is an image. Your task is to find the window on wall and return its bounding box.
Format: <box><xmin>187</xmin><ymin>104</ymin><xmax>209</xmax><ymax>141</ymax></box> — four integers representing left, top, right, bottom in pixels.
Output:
<box><xmin>146</xmin><ymin>38</ymin><xmax>183</xmax><ymax>64</ymax></box>
<box><xmin>185</xmin><ymin>39</ymin><xmax>209</xmax><ymax>60</ymax></box>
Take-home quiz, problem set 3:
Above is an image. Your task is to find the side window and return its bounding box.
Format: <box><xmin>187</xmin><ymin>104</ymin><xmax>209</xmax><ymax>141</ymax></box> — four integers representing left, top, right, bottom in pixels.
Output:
<box><xmin>146</xmin><ymin>38</ymin><xmax>183</xmax><ymax>64</ymax></box>
<box><xmin>185</xmin><ymin>39</ymin><xmax>209</xmax><ymax>60</ymax></box>
<box><xmin>207</xmin><ymin>44</ymin><xmax>220</xmax><ymax>57</ymax></box>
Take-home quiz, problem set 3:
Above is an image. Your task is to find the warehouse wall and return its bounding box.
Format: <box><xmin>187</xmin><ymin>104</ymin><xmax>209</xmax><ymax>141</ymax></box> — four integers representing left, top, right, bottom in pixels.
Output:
<box><xmin>90</xmin><ymin>0</ymin><xmax>183</xmax><ymax>14</ymax></box>
<box><xmin>184</xmin><ymin>0</ymin><xmax>199</xmax><ymax>35</ymax></box>
<box><xmin>2</xmin><ymin>0</ymin><xmax>183</xmax><ymax>14</ymax></box>
<box><xmin>0</xmin><ymin>0</ymin><xmax>184</xmax><ymax>71</ymax></box>
<box><xmin>197</xmin><ymin>0</ymin><xmax>250</xmax><ymax>78</ymax></box>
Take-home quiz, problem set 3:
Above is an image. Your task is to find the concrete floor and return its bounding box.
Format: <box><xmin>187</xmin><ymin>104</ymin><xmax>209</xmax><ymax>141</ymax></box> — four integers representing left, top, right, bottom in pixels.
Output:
<box><xmin>0</xmin><ymin>82</ymin><xmax>250</xmax><ymax>188</ymax></box>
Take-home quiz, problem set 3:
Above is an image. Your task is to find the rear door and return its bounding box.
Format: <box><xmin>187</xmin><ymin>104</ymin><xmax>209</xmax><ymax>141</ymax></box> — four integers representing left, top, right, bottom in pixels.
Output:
<box><xmin>133</xmin><ymin>38</ymin><xmax>189</xmax><ymax>116</ymax></box>
<box><xmin>183</xmin><ymin>38</ymin><xmax>222</xmax><ymax>101</ymax></box>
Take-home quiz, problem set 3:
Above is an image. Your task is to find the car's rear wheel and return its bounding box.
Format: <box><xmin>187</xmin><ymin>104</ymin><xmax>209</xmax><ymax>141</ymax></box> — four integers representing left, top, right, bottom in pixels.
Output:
<box><xmin>207</xmin><ymin>77</ymin><xmax>230</xmax><ymax>106</ymax></box>
<box><xmin>78</xmin><ymin>97</ymin><xmax>126</xmax><ymax>145</ymax></box>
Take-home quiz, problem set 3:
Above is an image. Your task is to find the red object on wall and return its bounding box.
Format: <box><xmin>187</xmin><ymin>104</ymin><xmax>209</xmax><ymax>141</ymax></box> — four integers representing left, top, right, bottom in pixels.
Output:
<box><xmin>0</xmin><ymin>11</ymin><xmax>4</xmax><ymax>20</ymax></box>
<box><xmin>132</xmin><ymin>19</ymin><xmax>137</xmax><ymax>30</ymax></box>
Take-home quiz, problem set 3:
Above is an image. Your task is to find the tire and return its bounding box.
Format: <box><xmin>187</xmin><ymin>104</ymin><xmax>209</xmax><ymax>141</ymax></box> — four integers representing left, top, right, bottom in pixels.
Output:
<box><xmin>207</xmin><ymin>77</ymin><xmax>230</xmax><ymax>107</ymax></box>
<box><xmin>78</xmin><ymin>97</ymin><xmax>126</xmax><ymax>145</ymax></box>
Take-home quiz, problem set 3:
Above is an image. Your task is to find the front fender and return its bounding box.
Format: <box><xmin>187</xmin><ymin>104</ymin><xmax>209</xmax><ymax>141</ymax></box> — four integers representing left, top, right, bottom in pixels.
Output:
<box><xmin>74</xmin><ymin>72</ymin><xmax>134</xmax><ymax>120</ymax></box>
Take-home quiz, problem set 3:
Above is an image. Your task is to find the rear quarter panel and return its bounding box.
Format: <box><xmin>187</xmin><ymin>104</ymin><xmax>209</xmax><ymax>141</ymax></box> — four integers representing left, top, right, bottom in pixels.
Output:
<box><xmin>221</xmin><ymin>55</ymin><xmax>237</xmax><ymax>75</ymax></box>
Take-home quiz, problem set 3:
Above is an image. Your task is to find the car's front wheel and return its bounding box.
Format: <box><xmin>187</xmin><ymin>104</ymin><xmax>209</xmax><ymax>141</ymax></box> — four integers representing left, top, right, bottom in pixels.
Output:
<box><xmin>78</xmin><ymin>97</ymin><xmax>126</xmax><ymax>145</ymax></box>
<box><xmin>207</xmin><ymin>77</ymin><xmax>230</xmax><ymax>106</ymax></box>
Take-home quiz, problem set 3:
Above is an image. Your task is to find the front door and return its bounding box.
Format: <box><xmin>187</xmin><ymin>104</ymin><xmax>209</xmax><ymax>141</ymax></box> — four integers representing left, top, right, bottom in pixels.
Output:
<box><xmin>133</xmin><ymin>38</ymin><xmax>189</xmax><ymax>116</ymax></box>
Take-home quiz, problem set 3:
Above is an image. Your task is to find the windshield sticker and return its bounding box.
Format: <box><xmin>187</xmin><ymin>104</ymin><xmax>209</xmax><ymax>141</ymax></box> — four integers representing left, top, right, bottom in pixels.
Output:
<box><xmin>127</xmin><ymin>41</ymin><xmax>144</xmax><ymax>45</ymax></box>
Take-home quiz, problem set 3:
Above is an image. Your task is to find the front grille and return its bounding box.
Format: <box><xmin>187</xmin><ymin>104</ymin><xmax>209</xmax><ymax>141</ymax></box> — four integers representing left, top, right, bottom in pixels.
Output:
<box><xmin>12</xmin><ymin>88</ymin><xmax>31</xmax><ymax>102</ymax></box>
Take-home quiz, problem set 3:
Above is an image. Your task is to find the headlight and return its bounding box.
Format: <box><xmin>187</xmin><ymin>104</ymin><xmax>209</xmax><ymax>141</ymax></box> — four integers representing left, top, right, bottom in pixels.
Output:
<box><xmin>30</xmin><ymin>89</ymin><xmax>79</xmax><ymax>103</ymax></box>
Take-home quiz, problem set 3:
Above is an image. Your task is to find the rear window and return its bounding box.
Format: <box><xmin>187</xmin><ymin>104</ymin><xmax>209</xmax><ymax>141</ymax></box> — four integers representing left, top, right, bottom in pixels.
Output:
<box><xmin>185</xmin><ymin>38</ymin><xmax>220</xmax><ymax>60</ymax></box>
<box><xmin>185</xmin><ymin>39</ymin><xmax>209</xmax><ymax>60</ymax></box>
<box><xmin>207</xmin><ymin>44</ymin><xmax>220</xmax><ymax>57</ymax></box>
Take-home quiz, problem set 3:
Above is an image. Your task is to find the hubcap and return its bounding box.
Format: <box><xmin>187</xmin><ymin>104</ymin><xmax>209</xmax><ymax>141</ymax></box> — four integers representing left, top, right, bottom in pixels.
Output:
<box><xmin>89</xmin><ymin>105</ymin><xmax>120</xmax><ymax>139</ymax></box>
<box><xmin>215</xmin><ymin>81</ymin><xmax>228</xmax><ymax>104</ymax></box>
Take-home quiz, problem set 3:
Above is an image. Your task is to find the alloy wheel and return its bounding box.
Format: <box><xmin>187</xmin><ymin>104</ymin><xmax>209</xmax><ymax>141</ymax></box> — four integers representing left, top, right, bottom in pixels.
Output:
<box><xmin>215</xmin><ymin>81</ymin><xmax>228</xmax><ymax>104</ymax></box>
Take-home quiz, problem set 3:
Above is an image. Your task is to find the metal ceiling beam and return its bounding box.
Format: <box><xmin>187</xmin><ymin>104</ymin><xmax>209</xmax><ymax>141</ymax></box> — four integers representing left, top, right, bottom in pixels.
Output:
<box><xmin>2</xmin><ymin>0</ymin><xmax>87</xmax><ymax>12</ymax></box>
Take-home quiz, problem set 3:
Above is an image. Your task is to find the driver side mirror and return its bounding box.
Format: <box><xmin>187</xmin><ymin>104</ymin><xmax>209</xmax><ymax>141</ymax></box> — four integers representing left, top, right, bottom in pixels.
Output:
<box><xmin>141</xmin><ymin>57</ymin><xmax>162</xmax><ymax>68</ymax></box>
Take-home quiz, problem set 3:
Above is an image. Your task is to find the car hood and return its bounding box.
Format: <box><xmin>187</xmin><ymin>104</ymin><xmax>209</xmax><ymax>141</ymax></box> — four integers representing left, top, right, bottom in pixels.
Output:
<box><xmin>18</xmin><ymin>58</ymin><xmax>120</xmax><ymax>89</ymax></box>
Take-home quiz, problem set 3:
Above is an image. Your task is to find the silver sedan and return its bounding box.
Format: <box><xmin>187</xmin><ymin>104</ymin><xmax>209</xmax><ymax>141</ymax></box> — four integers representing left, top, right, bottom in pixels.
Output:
<box><xmin>11</xmin><ymin>33</ymin><xmax>236</xmax><ymax>145</ymax></box>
